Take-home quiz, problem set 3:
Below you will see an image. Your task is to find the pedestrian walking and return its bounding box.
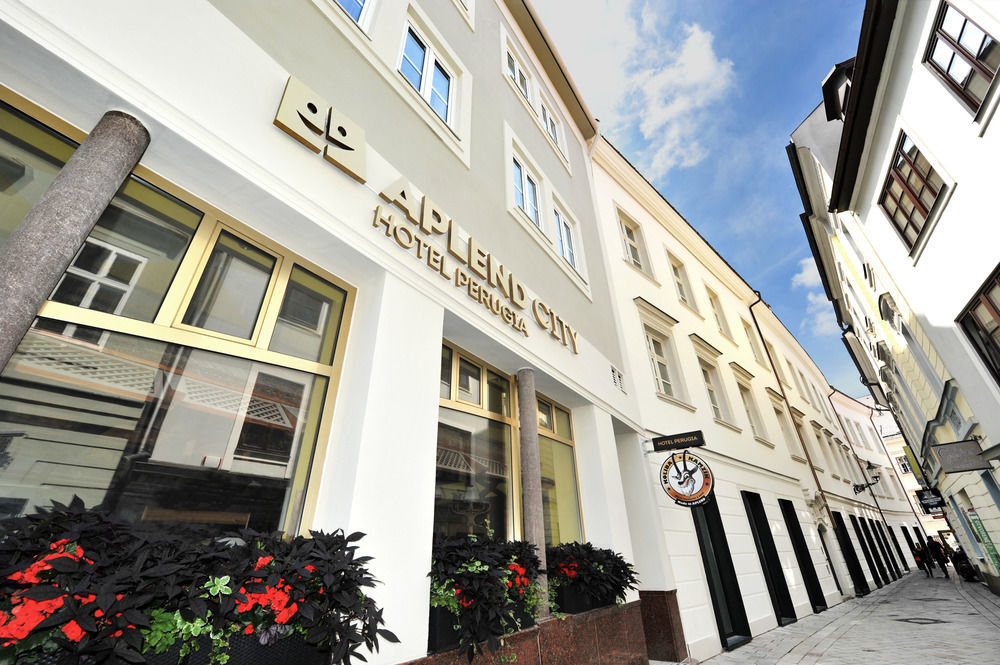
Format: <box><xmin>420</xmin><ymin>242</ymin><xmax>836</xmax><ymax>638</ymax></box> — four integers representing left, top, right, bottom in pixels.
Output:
<box><xmin>913</xmin><ymin>542</ymin><xmax>933</xmax><ymax>577</ymax></box>
<box><xmin>927</xmin><ymin>536</ymin><xmax>950</xmax><ymax>578</ymax></box>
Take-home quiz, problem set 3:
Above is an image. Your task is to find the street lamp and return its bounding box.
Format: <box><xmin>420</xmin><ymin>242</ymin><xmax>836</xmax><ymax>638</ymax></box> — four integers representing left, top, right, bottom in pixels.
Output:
<box><xmin>853</xmin><ymin>460</ymin><xmax>881</xmax><ymax>495</ymax></box>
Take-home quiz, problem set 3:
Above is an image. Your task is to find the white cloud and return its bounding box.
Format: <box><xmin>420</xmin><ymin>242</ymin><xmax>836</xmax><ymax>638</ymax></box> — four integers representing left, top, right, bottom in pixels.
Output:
<box><xmin>803</xmin><ymin>291</ymin><xmax>839</xmax><ymax>337</ymax></box>
<box><xmin>792</xmin><ymin>258</ymin><xmax>822</xmax><ymax>289</ymax></box>
<box><xmin>531</xmin><ymin>1</ymin><xmax>734</xmax><ymax>180</ymax></box>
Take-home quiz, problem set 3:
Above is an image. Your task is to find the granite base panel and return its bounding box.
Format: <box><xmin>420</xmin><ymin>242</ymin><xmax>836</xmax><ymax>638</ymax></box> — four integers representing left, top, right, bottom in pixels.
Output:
<box><xmin>401</xmin><ymin>601</ymin><xmax>648</xmax><ymax>665</ymax></box>
<box><xmin>638</xmin><ymin>589</ymin><xmax>687</xmax><ymax>662</ymax></box>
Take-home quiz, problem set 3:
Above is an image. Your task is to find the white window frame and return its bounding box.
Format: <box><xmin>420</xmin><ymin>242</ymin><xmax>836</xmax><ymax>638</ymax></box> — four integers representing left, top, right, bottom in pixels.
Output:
<box><xmin>398</xmin><ymin>24</ymin><xmax>454</xmax><ymax>124</ymax></box>
<box><xmin>506</xmin><ymin>48</ymin><xmax>531</xmax><ymax>101</ymax></box>
<box><xmin>706</xmin><ymin>287</ymin><xmax>730</xmax><ymax>337</ymax></box>
<box><xmin>540</xmin><ymin>100</ymin><xmax>561</xmax><ymax>149</ymax></box>
<box><xmin>645</xmin><ymin>327</ymin><xmax>675</xmax><ymax>398</ymax></box>
<box><xmin>331</xmin><ymin>0</ymin><xmax>375</xmax><ymax>29</ymax></box>
<box><xmin>771</xmin><ymin>398</ymin><xmax>803</xmax><ymax>458</ymax></box>
<box><xmin>554</xmin><ymin>207</ymin><xmax>576</xmax><ymax>270</ymax></box>
<box><xmin>619</xmin><ymin>211</ymin><xmax>650</xmax><ymax>274</ymax></box>
<box><xmin>512</xmin><ymin>156</ymin><xmax>540</xmax><ymax>227</ymax></box>
<box><xmin>738</xmin><ymin>382</ymin><xmax>765</xmax><ymax>439</ymax></box>
<box><xmin>742</xmin><ymin>319</ymin><xmax>765</xmax><ymax>365</ymax></box>
<box><xmin>669</xmin><ymin>253</ymin><xmax>693</xmax><ymax>308</ymax></box>
<box><xmin>700</xmin><ymin>359</ymin><xmax>730</xmax><ymax>422</ymax></box>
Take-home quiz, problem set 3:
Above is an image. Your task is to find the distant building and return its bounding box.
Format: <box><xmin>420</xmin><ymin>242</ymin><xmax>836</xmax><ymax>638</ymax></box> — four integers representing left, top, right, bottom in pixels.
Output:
<box><xmin>788</xmin><ymin>0</ymin><xmax>1000</xmax><ymax>594</ymax></box>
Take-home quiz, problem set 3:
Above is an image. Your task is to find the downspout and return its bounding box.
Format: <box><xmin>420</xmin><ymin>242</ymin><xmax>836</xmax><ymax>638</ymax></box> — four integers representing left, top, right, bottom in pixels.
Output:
<box><xmin>748</xmin><ymin>292</ymin><xmax>836</xmax><ymax>529</ymax></box>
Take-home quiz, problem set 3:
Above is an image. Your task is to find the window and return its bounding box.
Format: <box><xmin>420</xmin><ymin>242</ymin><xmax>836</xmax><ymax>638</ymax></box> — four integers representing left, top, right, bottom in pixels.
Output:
<box><xmin>669</xmin><ymin>254</ymin><xmax>692</xmax><ymax>306</ymax></box>
<box><xmin>926</xmin><ymin>2</ymin><xmax>999</xmax><ymax>112</ymax></box>
<box><xmin>512</xmin><ymin>158</ymin><xmax>539</xmax><ymax>226</ymax></box>
<box><xmin>959</xmin><ymin>263</ymin><xmax>1000</xmax><ymax>388</ymax></box>
<box><xmin>399</xmin><ymin>27</ymin><xmax>452</xmax><ymax>122</ymax></box>
<box><xmin>897</xmin><ymin>455</ymin><xmax>913</xmax><ymax>474</ymax></box>
<box><xmin>0</xmin><ymin>101</ymin><xmax>352</xmax><ymax>533</ymax></box>
<box><xmin>645</xmin><ymin>327</ymin><xmax>674</xmax><ymax>397</ymax></box>
<box><xmin>765</xmin><ymin>342</ymin><xmax>784</xmax><ymax>383</ymax></box>
<box><xmin>554</xmin><ymin>208</ymin><xmax>576</xmax><ymax>268</ymax></box>
<box><xmin>773</xmin><ymin>402</ymin><xmax>802</xmax><ymax>457</ymax></box>
<box><xmin>742</xmin><ymin>320</ymin><xmax>765</xmax><ymax>364</ymax></box>
<box><xmin>334</xmin><ymin>0</ymin><xmax>369</xmax><ymax>24</ymax></box>
<box><xmin>878</xmin><ymin>132</ymin><xmax>944</xmax><ymax>250</ymax></box>
<box><xmin>540</xmin><ymin>102</ymin><xmax>560</xmax><ymax>146</ymax></box>
<box><xmin>700</xmin><ymin>359</ymin><xmax>729</xmax><ymax>421</ymax></box>
<box><xmin>797</xmin><ymin>370</ymin><xmax>811</xmax><ymax>404</ymax></box>
<box><xmin>619</xmin><ymin>212</ymin><xmax>648</xmax><ymax>273</ymax></box>
<box><xmin>506</xmin><ymin>50</ymin><xmax>530</xmax><ymax>100</ymax></box>
<box><xmin>706</xmin><ymin>288</ymin><xmax>730</xmax><ymax>337</ymax></box>
<box><xmin>738</xmin><ymin>384</ymin><xmax>764</xmax><ymax>439</ymax></box>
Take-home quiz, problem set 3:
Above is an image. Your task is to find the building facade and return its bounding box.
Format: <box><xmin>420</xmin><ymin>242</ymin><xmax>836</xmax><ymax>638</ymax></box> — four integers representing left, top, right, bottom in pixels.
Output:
<box><xmin>788</xmin><ymin>0</ymin><xmax>1000</xmax><ymax>594</ymax></box>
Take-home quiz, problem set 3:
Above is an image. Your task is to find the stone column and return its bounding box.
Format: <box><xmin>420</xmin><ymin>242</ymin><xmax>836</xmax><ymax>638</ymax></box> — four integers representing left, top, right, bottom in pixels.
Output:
<box><xmin>516</xmin><ymin>367</ymin><xmax>549</xmax><ymax>618</ymax></box>
<box><xmin>0</xmin><ymin>110</ymin><xmax>150</xmax><ymax>371</ymax></box>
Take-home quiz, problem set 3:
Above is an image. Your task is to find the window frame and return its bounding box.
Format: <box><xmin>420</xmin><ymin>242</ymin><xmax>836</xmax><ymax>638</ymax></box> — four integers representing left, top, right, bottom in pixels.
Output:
<box><xmin>877</xmin><ymin>131</ymin><xmax>947</xmax><ymax>253</ymax></box>
<box><xmin>512</xmin><ymin>156</ymin><xmax>541</xmax><ymax>227</ymax></box>
<box><xmin>668</xmin><ymin>253</ymin><xmax>693</xmax><ymax>308</ymax></box>
<box><xmin>924</xmin><ymin>1</ymin><xmax>999</xmax><ymax>114</ymax></box>
<box><xmin>699</xmin><ymin>359</ymin><xmax>730</xmax><ymax>422</ymax></box>
<box><xmin>506</xmin><ymin>49</ymin><xmax>531</xmax><ymax>102</ymax></box>
<box><xmin>618</xmin><ymin>211</ymin><xmax>650</xmax><ymax>275</ymax></box>
<box><xmin>332</xmin><ymin>0</ymin><xmax>375</xmax><ymax>29</ymax></box>
<box><xmin>554</xmin><ymin>207</ymin><xmax>577</xmax><ymax>270</ymax></box>
<box><xmin>645</xmin><ymin>326</ymin><xmax>676</xmax><ymax>398</ymax></box>
<box><xmin>958</xmin><ymin>262</ymin><xmax>1000</xmax><ymax>388</ymax></box>
<box><xmin>742</xmin><ymin>319</ymin><xmax>766</xmax><ymax>365</ymax></box>
<box><xmin>398</xmin><ymin>24</ymin><xmax>454</xmax><ymax>124</ymax></box>
<box><xmin>737</xmin><ymin>381</ymin><xmax>765</xmax><ymax>440</ymax></box>
<box><xmin>705</xmin><ymin>287</ymin><xmax>730</xmax><ymax>337</ymax></box>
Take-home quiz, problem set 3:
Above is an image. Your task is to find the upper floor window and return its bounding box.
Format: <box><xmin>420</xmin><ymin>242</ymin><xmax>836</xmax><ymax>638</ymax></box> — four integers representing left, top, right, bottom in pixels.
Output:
<box><xmin>700</xmin><ymin>359</ymin><xmax>729</xmax><ymax>421</ymax></box>
<box><xmin>668</xmin><ymin>254</ymin><xmax>692</xmax><ymax>306</ymax></box>
<box><xmin>512</xmin><ymin>157</ymin><xmax>539</xmax><ymax>226</ymax></box>
<box><xmin>926</xmin><ymin>2</ymin><xmax>999</xmax><ymax>112</ymax></box>
<box><xmin>399</xmin><ymin>27</ymin><xmax>452</xmax><ymax>122</ymax></box>
<box><xmin>879</xmin><ymin>132</ymin><xmax>944</xmax><ymax>250</ymax></box>
<box><xmin>645</xmin><ymin>327</ymin><xmax>675</xmax><ymax>398</ymax></box>
<box><xmin>897</xmin><ymin>455</ymin><xmax>913</xmax><ymax>474</ymax></box>
<box><xmin>540</xmin><ymin>102</ymin><xmax>560</xmax><ymax>147</ymax></box>
<box><xmin>507</xmin><ymin>51</ymin><xmax>530</xmax><ymax>100</ymax></box>
<box><xmin>959</xmin><ymin>263</ymin><xmax>1000</xmax><ymax>387</ymax></box>
<box><xmin>334</xmin><ymin>0</ymin><xmax>369</xmax><ymax>24</ymax></box>
<box><xmin>618</xmin><ymin>212</ymin><xmax>649</xmax><ymax>273</ymax></box>
<box><xmin>742</xmin><ymin>319</ymin><xmax>765</xmax><ymax>364</ymax></box>
<box><xmin>554</xmin><ymin>208</ymin><xmax>576</xmax><ymax>269</ymax></box>
<box><xmin>737</xmin><ymin>383</ymin><xmax>764</xmax><ymax>439</ymax></box>
<box><xmin>706</xmin><ymin>287</ymin><xmax>730</xmax><ymax>337</ymax></box>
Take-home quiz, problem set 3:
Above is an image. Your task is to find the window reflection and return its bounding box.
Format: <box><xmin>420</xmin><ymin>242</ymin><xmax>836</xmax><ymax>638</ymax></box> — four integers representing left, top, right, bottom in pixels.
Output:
<box><xmin>0</xmin><ymin>322</ymin><xmax>325</xmax><ymax>531</ymax></box>
<box><xmin>540</xmin><ymin>435</ymin><xmax>582</xmax><ymax>545</ymax></box>
<box><xmin>269</xmin><ymin>266</ymin><xmax>347</xmax><ymax>364</ymax></box>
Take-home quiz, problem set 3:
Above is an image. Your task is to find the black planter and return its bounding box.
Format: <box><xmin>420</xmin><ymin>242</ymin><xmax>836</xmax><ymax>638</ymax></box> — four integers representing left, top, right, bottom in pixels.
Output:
<box><xmin>555</xmin><ymin>583</ymin><xmax>593</xmax><ymax>614</ymax></box>
<box><xmin>427</xmin><ymin>606</ymin><xmax>462</xmax><ymax>654</ymax></box>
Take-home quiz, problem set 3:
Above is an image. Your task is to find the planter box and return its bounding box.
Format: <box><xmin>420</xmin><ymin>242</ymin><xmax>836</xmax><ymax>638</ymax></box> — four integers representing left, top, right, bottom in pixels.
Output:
<box><xmin>555</xmin><ymin>584</ymin><xmax>615</xmax><ymax>614</ymax></box>
<box><xmin>427</xmin><ymin>605</ymin><xmax>535</xmax><ymax>655</ymax></box>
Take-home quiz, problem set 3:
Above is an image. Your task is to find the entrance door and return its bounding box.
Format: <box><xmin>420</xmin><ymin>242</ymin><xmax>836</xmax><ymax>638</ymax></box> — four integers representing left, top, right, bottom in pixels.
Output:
<box><xmin>692</xmin><ymin>498</ymin><xmax>751</xmax><ymax>650</ymax></box>
<box><xmin>832</xmin><ymin>511</ymin><xmax>870</xmax><ymax>595</ymax></box>
<box><xmin>850</xmin><ymin>514</ymin><xmax>884</xmax><ymax>587</ymax></box>
<box><xmin>778</xmin><ymin>499</ymin><xmax>826</xmax><ymax>613</ymax></box>
<box><xmin>742</xmin><ymin>492</ymin><xmax>796</xmax><ymax>625</ymax></box>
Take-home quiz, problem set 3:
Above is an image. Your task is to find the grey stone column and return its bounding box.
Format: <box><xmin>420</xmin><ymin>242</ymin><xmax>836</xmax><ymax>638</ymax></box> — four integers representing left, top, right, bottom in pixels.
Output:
<box><xmin>516</xmin><ymin>367</ymin><xmax>549</xmax><ymax>618</ymax></box>
<box><xmin>0</xmin><ymin>111</ymin><xmax>150</xmax><ymax>371</ymax></box>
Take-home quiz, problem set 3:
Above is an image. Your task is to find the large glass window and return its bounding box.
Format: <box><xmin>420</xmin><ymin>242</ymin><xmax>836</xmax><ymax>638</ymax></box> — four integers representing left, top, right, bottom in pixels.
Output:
<box><xmin>959</xmin><ymin>263</ymin><xmax>1000</xmax><ymax>387</ymax></box>
<box><xmin>926</xmin><ymin>2</ymin><xmax>999</xmax><ymax>112</ymax></box>
<box><xmin>878</xmin><ymin>132</ymin><xmax>945</xmax><ymax>250</ymax></box>
<box><xmin>538</xmin><ymin>398</ymin><xmax>581</xmax><ymax>545</ymax></box>
<box><xmin>0</xmin><ymin>97</ymin><xmax>353</xmax><ymax>535</ymax></box>
<box><xmin>398</xmin><ymin>26</ymin><xmax>452</xmax><ymax>123</ymax></box>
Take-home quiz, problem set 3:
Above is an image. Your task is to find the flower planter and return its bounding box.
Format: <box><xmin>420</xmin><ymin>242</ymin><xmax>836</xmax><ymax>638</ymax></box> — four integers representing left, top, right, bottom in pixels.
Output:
<box><xmin>34</xmin><ymin>634</ymin><xmax>330</xmax><ymax>665</ymax></box>
<box><xmin>555</xmin><ymin>584</ymin><xmax>617</xmax><ymax>614</ymax></box>
<box><xmin>427</xmin><ymin>606</ymin><xmax>462</xmax><ymax>654</ymax></box>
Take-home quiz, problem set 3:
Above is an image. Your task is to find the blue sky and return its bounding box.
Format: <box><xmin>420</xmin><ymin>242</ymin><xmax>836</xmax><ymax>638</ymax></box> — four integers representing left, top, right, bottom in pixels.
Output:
<box><xmin>534</xmin><ymin>0</ymin><xmax>867</xmax><ymax>396</ymax></box>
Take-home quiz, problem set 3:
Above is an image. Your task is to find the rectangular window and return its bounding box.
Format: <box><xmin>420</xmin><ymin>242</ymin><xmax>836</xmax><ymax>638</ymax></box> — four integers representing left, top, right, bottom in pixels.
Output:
<box><xmin>926</xmin><ymin>2</ymin><xmax>999</xmax><ymax>112</ymax></box>
<box><xmin>645</xmin><ymin>327</ymin><xmax>674</xmax><ymax>397</ymax></box>
<box><xmin>707</xmin><ymin>288</ymin><xmax>730</xmax><ymax>336</ymax></box>
<box><xmin>335</xmin><ymin>0</ymin><xmax>367</xmax><ymax>23</ymax></box>
<box><xmin>506</xmin><ymin>50</ymin><xmax>530</xmax><ymax>100</ymax></box>
<box><xmin>620</xmin><ymin>215</ymin><xmax>646</xmax><ymax>271</ymax></box>
<box><xmin>540</xmin><ymin>103</ymin><xmax>560</xmax><ymax>146</ymax></box>
<box><xmin>399</xmin><ymin>27</ymin><xmax>452</xmax><ymax>122</ymax></box>
<box><xmin>878</xmin><ymin>132</ymin><xmax>944</xmax><ymax>249</ymax></box>
<box><xmin>797</xmin><ymin>370</ymin><xmax>811</xmax><ymax>404</ymax></box>
<box><xmin>738</xmin><ymin>384</ymin><xmax>763</xmax><ymax>438</ymax></box>
<box><xmin>554</xmin><ymin>209</ymin><xmax>576</xmax><ymax>268</ymax></box>
<box><xmin>669</xmin><ymin>254</ymin><xmax>691</xmax><ymax>306</ymax></box>
<box><xmin>512</xmin><ymin>157</ymin><xmax>539</xmax><ymax>226</ymax></box>
<box><xmin>700</xmin><ymin>359</ymin><xmax>727</xmax><ymax>421</ymax></box>
<box><xmin>959</xmin><ymin>263</ymin><xmax>1000</xmax><ymax>387</ymax></box>
<box><xmin>743</xmin><ymin>320</ymin><xmax>765</xmax><ymax>364</ymax></box>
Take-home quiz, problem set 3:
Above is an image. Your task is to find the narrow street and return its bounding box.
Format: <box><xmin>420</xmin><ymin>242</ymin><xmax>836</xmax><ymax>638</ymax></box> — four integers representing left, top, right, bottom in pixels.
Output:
<box><xmin>657</xmin><ymin>572</ymin><xmax>1000</xmax><ymax>665</ymax></box>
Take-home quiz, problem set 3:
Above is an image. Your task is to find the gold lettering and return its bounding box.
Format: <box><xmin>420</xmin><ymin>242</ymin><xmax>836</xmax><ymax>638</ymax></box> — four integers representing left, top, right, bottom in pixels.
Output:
<box><xmin>428</xmin><ymin>247</ymin><xmax>448</xmax><ymax>278</ymax></box>
<box><xmin>393</xmin><ymin>224</ymin><xmax>415</xmax><ymax>249</ymax></box>
<box><xmin>514</xmin><ymin>317</ymin><xmax>529</xmax><ymax>337</ymax></box>
<box><xmin>487</xmin><ymin>258</ymin><xmax>512</xmax><ymax>301</ymax></box>
<box><xmin>501</xmin><ymin>305</ymin><xmax>515</xmax><ymax>324</ymax></box>
<box><xmin>447</xmin><ymin>220</ymin><xmax>467</xmax><ymax>264</ymax></box>
<box><xmin>415</xmin><ymin>237</ymin><xmax>430</xmax><ymax>259</ymax></box>
<box><xmin>273</xmin><ymin>76</ymin><xmax>327</xmax><ymax>153</ymax></box>
<box><xmin>565</xmin><ymin>325</ymin><xmax>579</xmax><ymax>354</ymax></box>
<box><xmin>379</xmin><ymin>177</ymin><xmax>421</xmax><ymax>224</ymax></box>
<box><xmin>510</xmin><ymin>276</ymin><xmax>530</xmax><ymax>310</ymax></box>
<box><xmin>455</xmin><ymin>268</ymin><xmax>470</xmax><ymax>287</ymax></box>
<box><xmin>468</xmin><ymin>238</ymin><xmax>490</xmax><ymax>280</ymax></box>
<box><xmin>420</xmin><ymin>196</ymin><xmax>451</xmax><ymax>236</ymax></box>
<box><xmin>532</xmin><ymin>299</ymin><xmax>550</xmax><ymax>330</ymax></box>
<box><xmin>323</xmin><ymin>104</ymin><xmax>367</xmax><ymax>183</ymax></box>
<box><xmin>373</xmin><ymin>206</ymin><xmax>394</xmax><ymax>236</ymax></box>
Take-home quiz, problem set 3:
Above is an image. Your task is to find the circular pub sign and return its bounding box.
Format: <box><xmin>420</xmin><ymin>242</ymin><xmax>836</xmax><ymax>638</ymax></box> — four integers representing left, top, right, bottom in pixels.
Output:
<box><xmin>659</xmin><ymin>450</ymin><xmax>714</xmax><ymax>506</ymax></box>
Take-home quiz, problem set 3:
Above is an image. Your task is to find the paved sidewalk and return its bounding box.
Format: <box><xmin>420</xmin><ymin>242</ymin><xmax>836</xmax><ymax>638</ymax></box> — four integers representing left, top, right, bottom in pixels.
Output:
<box><xmin>652</xmin><ymin>571</ymin><xmax>1000</xmax><ymax>665</ymax></box>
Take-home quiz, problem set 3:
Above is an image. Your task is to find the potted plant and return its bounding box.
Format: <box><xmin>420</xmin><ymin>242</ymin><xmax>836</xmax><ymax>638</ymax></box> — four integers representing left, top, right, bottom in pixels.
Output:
<box><xmin>427</xmin><ymin>533</ymin><xmax>540</xmax><ymax>660</ymax></box>
<box><xmin>546</xmin><ymin>542</ymin><xmax>638</xmax><ymax>614</ymax></box>
<box><xmin>0</xmin><ymin>497</ymin><xmax>397</xmax><ymax>664</ymax></box>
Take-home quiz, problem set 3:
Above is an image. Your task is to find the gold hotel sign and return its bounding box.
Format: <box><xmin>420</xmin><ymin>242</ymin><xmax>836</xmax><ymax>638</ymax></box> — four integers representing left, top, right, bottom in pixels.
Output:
<box><xmin>274</xmin><ymin>76</ymin><xmax>579</xmax><ymax>353</ymax></box>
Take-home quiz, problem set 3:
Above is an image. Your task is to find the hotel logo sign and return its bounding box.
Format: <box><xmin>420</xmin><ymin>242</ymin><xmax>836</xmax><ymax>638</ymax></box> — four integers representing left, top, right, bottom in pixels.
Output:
<box><xmin>659</xmin><ymin>451</ymin><xmax>714</xmax><ymax>507</ymax></box>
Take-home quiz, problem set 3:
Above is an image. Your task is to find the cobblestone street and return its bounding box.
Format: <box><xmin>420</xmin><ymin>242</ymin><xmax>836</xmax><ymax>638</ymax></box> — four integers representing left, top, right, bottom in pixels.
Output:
<box><xmin>655</xmin><ymin>571</ymin><xmax>1000</xmax><ymax>665</ymax></box>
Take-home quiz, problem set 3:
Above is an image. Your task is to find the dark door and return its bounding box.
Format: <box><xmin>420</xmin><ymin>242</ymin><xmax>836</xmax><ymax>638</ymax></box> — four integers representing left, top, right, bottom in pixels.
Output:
<box><xmin>778</xmin><ymin>499</ymin><xmax>827</xmax><ymax>612</ymax></box>
<box><xmin>900</xmin><ymin>525</ymin><xmax>917</xmax><ymax>567</ymax></box>
<box><xmin>832</xmin><ymin>511</ymin><xmax>870</xmax><ymax>595</ymax></box>
<box><xmin>743</xmin><ymin>492</ymin><xmax>796</xmax><ymax>625</ymax></box>
<box><xmin>692</xmin><ymin>498</ymin><xmax>751</xmax><ymax>650</ymax></box>
<box><xmin>872</xmin><ymin>520</ymin><xmax>902</xmax><ymax>577</ymax></box>
<box><xmin>850</xmin><ymin>514</ymin><xmax>885</xmax><ymax>587</ymax></box>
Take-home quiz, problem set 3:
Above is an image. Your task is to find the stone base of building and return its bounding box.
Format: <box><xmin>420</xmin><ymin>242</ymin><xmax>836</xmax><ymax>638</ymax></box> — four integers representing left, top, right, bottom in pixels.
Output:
<box><xmin>639</xmin><ymin>590</ymin><xmax>687</xmax><ymax>662</ymax></box>
<box><xmin>401</xmin><ymin>601</ymin><xmax>648</xmax><ymax>665</ymax></box>
<box><xmin>983</xmin><ymin>571</ymin><xmax>1000</xmax><ymax>596</ymax></box>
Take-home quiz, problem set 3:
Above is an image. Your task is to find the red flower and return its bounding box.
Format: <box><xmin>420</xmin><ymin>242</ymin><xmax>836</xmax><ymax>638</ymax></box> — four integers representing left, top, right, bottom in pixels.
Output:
<box><xmin>49</xmin><ymin>539</ymin><xmax>70</xmax><ymax>551</ymax></box>
<box><xmin>254</xmin><ymin>556</ymin><xmax>273</xmax><ymax>571</ymax></box>
<box><xmin>61</xmin><ymin>620</ymin><xmax>85</xmax><ymax>642</ymax></box>
<box><xmin>304</xmin><ymin>564</ymin><xmax>316</xmax><ymax>573</ymax></box>
<box><xmin>244</xmin><ymin>625</ymin><xmax>255</xmax><ymax>635</ymax></box>
<box><xmin>0</xmin><ymin>594</ymin><xmax>65</xmax><ymax>644</ymax></box>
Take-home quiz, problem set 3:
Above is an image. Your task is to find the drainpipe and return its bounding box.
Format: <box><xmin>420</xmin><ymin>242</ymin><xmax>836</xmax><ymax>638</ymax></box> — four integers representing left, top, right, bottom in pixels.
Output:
<box><xmin>748</xmin><ymin>292</ymin><xmax>836</xmax><ymax>530</ymax></box>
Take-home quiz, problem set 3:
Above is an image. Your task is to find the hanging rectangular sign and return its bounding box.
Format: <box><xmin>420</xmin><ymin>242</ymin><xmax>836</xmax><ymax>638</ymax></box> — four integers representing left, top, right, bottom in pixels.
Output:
<box><xmin>652</xmin><ymin>430</ymin><xmax>705</xmax><ymax>452</ymax></box>
<box><xmin>932</xmin><ymin>439</ymin><xmax>991</xmax><ymax>473</ymax></box>
<box><xmin>915</xmin><ymin>488</ymin><xmax>944</xmax><ymax>511</ymax></box>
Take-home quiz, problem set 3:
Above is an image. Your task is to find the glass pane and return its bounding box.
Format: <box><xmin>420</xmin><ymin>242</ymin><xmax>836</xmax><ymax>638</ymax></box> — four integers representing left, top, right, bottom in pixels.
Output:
<box><xmin>440</xmin><ymin>345</ymin><xmax>452</xmax><ymax>399</ymax></box>
<box><xmin>51</xmin><ymin>273</ymin><xmax>90</xmax><ymax>306</ymax></box>
<box><xmin>980</xmin><ymin>37</ymin><xmax>1000</xmax><ymax>71</ymax></box>
<box><xmin>183</xmin><ymin>231</ymin><xmax>276</xmax><ymax>338</ymax></box>
<box><xmin>539</xmin><ymin>436</ymin><xmax>582</xmax><ymax>545</ymax></box>
<box><xmin>90</xmin><ymin>284</ymin><xmax>125</xmax><ymax>314</ymax></box>
<box><xmin>513</xmin><ymin>159</ymin><xmax>524</xmax><ymax>209</ymax></box>
<box><xmin>554</xmin><ymin>406</ymin><xmax>572</xmax><ymax>439</ymax></box>
<box><xmin>0</xmin><ymin>321</ymin><xmax>325</xmax><ymax>531</ymax></box>
<box><xmin>960</xmin><ymin>21</ymin><xmax>986</xmax><ymax>57</ymax></box>
<box><xmin>967</xmin><ymin>70</ymin><xmax>989</xmax><ymax>103</ymax></box>
<box><xmin>433</xmin><ymin>408</ymin><xmax>511</xmax><ymax>539</ymax></box>
<box><xmin>335</xmin><ymin>0</ymin><xmax>365</xmax><ymax>22</ymax></box>
<box><xmin>458</xmin><ymin>357</ymin><xmax>481</xmax><ymax>404</ymax></box>
<box><xmin>400</xmin><ymin>30</ymin><xmax>426</xmax><ymax>90</ymax></box>
<box><xmin>932</xmin><ymin>40</ymin><xmax>954</xmax><ymax>70</ymax></box>
<box><xmin>269</xmin><ymin>266</ymin><xmax>347</xmax><ymax>364</ymax></box>
<box><xmin>430</xmin><ymin>63</ymin><xmax>450</xmax><ymax>121</ymax></box>
<box><xmin>485</xmin><ymin>370</ymin><xmax>509</xmax><ymax>416</ymax></box>
<box><xmin>942</xmin><ymin>6</ymin><xmax>964</xmax><ymax>40</ymax></box>
<box><xmin>948</xmin><ymin>55</ymin><xmax>973</xmax><ymax>86</ymax></box>
<box><xmin>537</xmin><ymin>399</ymin><xmax>553</xmax><ymax>431</ymax></box>
<box><xmin>526</xmin><ymin>176</ymin><xmax>539</xmax><ymax>224</ymax></box>
<box><xmin>507</xmin><ymin>52</ymin><xmax>516</xmax><ymax>79</ymax></box>
<box><xmin>0</xmin><ymin>102</ymin><xmax>75</xmax><ymax>252</ymax></box>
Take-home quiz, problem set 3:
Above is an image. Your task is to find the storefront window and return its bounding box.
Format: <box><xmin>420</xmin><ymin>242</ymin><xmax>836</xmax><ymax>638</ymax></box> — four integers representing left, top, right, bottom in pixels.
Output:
<box><xmin>538</xmin><ymin>398</ymin><xmax>582</xmax><ymax>545</ymax></box>
<box><xmin>0</xmin><ymin>95</ymin><xmax>353</xmax><ymax>535</ymax></box>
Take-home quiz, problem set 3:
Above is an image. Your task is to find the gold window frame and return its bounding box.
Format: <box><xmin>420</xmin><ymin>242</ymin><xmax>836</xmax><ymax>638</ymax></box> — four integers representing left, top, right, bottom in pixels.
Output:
<box><xmin>1</xmin><ymin>85</ymin><xmax>356</xmax><ymax>536</ymax></box>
